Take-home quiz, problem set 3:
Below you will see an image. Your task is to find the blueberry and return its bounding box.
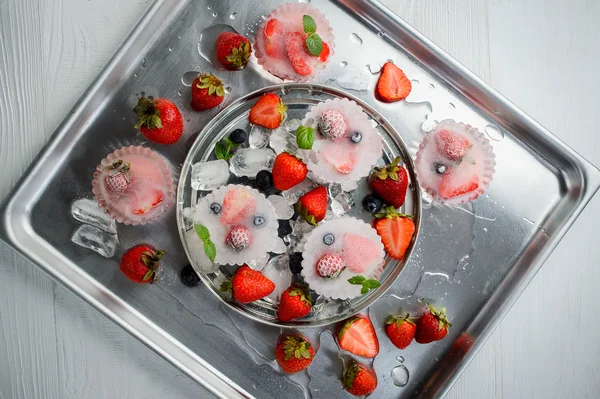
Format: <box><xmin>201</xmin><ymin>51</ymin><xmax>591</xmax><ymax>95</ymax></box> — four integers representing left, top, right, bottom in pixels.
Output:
<box><xmin>254</xmin><ymin>215</ymin><xmax>266</xmax><ymax>226</ymax></box>
<box><xmin>362</xmin><ymin>194</ymin><xmax>383</xmax><ymax>213</ymax></box>
<box><xmin>278</xmin><ymin>220</ymin><xmax>292</xmax><ymax>237</ymax></box>
<box><xmin>255</xmin><ymin>170</ymin><xmax>273</xmax><ymax>192</ymax></box>
<box><xmin>180</xmin><ymin>264</ymin><xmax>201</xmax><ymax>287</ymax></box>
<box><xmin>229</xmin><ymin>128</ymin><xmax>247</xmax><ymax>144</ymax></box>
<box><xmin>210</xmin><ymin>203</ymin><xmax>221</xmax><ymax>214</ymax></box>
<box><xmin>433</xmin><ymin>162</ymin><xmax>447</xmax><ymax>174</ymax></box>
<box><xmin>323</xmin><ymin>233</ymin><xmax>335</xmax><ymax>245</ymax></box>
<box><xmin>289</xmin><ymin>252</ymin><xmax>303</xmax><ymax>274</ymax></box>
<box><xmin>350</xmin><ymin>131</ymin><xmax>362</xmax><ymax>143</ymax></box>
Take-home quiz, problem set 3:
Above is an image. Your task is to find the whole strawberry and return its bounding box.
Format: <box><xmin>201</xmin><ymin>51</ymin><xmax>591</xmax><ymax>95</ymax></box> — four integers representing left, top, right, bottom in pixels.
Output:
<box><xmin>134</xmin><ymin>97</ymin><xmax>183</xmax><ymax>144</ymax></box>
<box><xmin>296</xmin><ymin>186</ymin><xmax>327</xmax><ymax>225</ymax></box>
<box><xmin>272</xmin><ymin>152</ymin><xmax>308</xmax><ymax>190</ymax></box>
<box><xmin>342</xmin><ymin>359</ymin><xmax>377</xmax><ymax>397</ymax></box>
<box><xmin>369</xmin><ymin>157</ymin><xmax>408</xmax><ymax>208</ymax></box>
<box><xmin>315</xmin><ymin>253</ymin><xmax>345</xmax><ymax>278</ymax></box>
<box><xmin>318</xmin><ymin>109</ymin><xmax>347</xmax><ymax>139</ymax></box>
<box><xmin>191</xmin><ymin>73</ymin><xmax>225</xmax><ymax>111</ymax></box>
<box><xmin>225</xmin><ymin>225</ymin><xmax>251</xmax><ymax>252</ymax></box>
<box><xmin>104</xmin><ymin>160</ymin><xmax>131</xmax><ymax>193</ymax></box>
<box><xmin>415</xmin><ymin>305</ymin><xmax>452</xmax><ymax>344</ymax></box>
<box><xmin>275</xmin><ymin>334</ymin><xmax>315</xmax><ymax>374</ymax></box>
<box><xmin>385</xmin><ymin>313</ymin><xmax>416</xmax><ymax>349</ymax></box>
<box><xmin>220</xmin><ymin>265</ymin><xmax>275</xmax><ymax>303</ymax></box>
<box><xmin>119</xmin><ymin>244</ymin><xmax>164</xmax><ymax>284</ymax></box>
<box><xmin>277</xmin><ymin>285</ymin><xmax>312</xmax><ymax>321</ymax></box>
<box><xmin>216</xmin><ymin>32</ymin><xmax>251</xmax><ymax>70</ymax></box>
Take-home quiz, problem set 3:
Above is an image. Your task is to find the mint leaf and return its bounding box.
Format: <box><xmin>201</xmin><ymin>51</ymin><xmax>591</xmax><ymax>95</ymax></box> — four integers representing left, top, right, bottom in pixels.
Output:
<box><xmin>365</xmin><ymin>279</ymin><xmax>381</xmax><ymax>289</ymax></box>
<box><xmin>214</xmin><ymin>142</ymin><xmax>228</xmax><ymax>160</ymax></box>
<box><xmin>194</xmin><ymin>224</ymin><xmax>210</xmax><ymax>241</ymax></box>
<box><xmin>348</xmin><ymin>276</ymin><xmax>366</xmax><ymax>285</ymax></box>
<box><xmin>296</xmin><ymin>126</ymin><xmax>314</xmax><ymax>150</ymax></box>
<box><xmin>203</xmin><ymin>239</ymin><xmax>216</xmax><ymax>262</ymax></box>
<box><xmin>348</xmin><ymin>276</ymin><xmax>380</xmax><ymax>294</ymax></box>
<box><xmin>305</xmin><ymin>34</ymin><xmax>323</xmax><ymax>57</ymax></box>
<box><xmin>303</xmin><ymin>15</ymin><xmax>317</xmax><ymax>34</ymax></box>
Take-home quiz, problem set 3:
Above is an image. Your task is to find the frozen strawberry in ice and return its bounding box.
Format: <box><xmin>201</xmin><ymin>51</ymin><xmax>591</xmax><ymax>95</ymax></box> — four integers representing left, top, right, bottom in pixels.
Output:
<box><xmin>415</xmin><ymin>120</ymin><xmax>496</xmax><ymax>205</ymax></box>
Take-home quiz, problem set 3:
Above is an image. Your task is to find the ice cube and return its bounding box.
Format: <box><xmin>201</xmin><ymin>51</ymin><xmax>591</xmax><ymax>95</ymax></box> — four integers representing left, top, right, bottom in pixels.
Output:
<box><xmin>282</xmin><ymin>180</ymin><xmax>317</xmax><ymax>204</ymax></box>
<box><xmin>269</xmin><ymin>127</ymin><xmax>298</xmax><ymax>154</ymax></box>
<box><xmin>330</xmin><ymin>192</ymin><xmax>355</xmax><ymax>217</ymax></box>
<box><xmin>71</xmin><ymin>198</ymin><xmax>117</xmax><ymax>234</ymax></box>
<box><xmin>268</xmin><ymin>195</ymin><xmax>294</xmax><ymax>220</ymax></box>
<box><xmin>71</xmin><ymin>224</ymin><xmax>118</xmax><ymax>258</ymax></box>
<box><xmin>248</xmin><ymin>125</ymin><xmax>270</xmax><ymax>148</ymax></box>
<box><xmin>272</xmin><ymin>238</ymin><xmax>287</xmax><ymax>254</ymax></box>
<box><xmin>229</xmin><ymin>147</ymin><xmax>276</xmax><ymax>178</ymax></box>
<box><xmin>290</xmin><ymin>219</ymin><xmax>315</xmax><ymax>236</ymax></box>
<box><xmin>327</xmin><ymin>183</ymin><xmax>343</xmax><ymax>199</ymax></box>
<box><xmin>283</xmin><ymin>118</ymin><xmax>302</xmax><ymax>132</ymax></box>
<box><xmin>261</xmin><ymin>254</ymin><xmax>292</xmax><ymax>302</ymax></box>
<box><xmin>182</xmin><ymin>207</ymin><xmax>195</xmax><ymax>230</ymax></box>
<box><xmin>191</xmin><ymin>159</ymin><xmax>230</xmax><ymax>190</ymax></box>
<box><xmin>248</xmin><ymin>254</ymin><xmax>270</xmax><ymax>270</ymax></box>
<box><xmin>284</xmin><ymin>233</ymin><xmax>308</xmax><ymax>252</ymax></box>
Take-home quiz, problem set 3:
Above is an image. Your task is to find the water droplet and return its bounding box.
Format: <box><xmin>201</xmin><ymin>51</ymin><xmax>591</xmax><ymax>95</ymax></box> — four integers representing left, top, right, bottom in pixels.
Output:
<box><xmin>229</xmin><ymin>12</ymin><xmax>237</xmax><ymax>19</ymax></box>
<box><xmin>212</xmin><ymin>12</ymin><xmax>218</xmax><ymax>17</ymax></box>
<box><xmin>181</xmin><ymin>71</ymin><xmax>199</xmax><ymax>86</ymax></box>
<box><xmin>168</xmin><ymin>47</ymin><xmax>173</xmax><ymax>52</ymax></box>
<box><xmin>177</xmin><ymin>35</ymin><xmax>181</xmax><ymax>39</ymax></box>
<box><xmin>350</xmin><ymin>33</ymin><xmax>363</xmax><ymax>46</ymax></box>
<box><xmin>225</xmin><ymin>86</ymin><xmax>232</xmax><ymax>93</ymax></box>
<box><xmin>421</xmin><ymin>115</ymin><xmax>436</xmax><ymax>133</ymax></box>
<box><xmin>141</xmin><ymin>58</ymin><xmax>147</xmax><ymax>68</ymax></box>
<box><xmin>396</xmin><ymin>356</ymin><xmax>405</xmax><ymax>363</ymax></box>
<box><xmin>261</xmin><ymin>14</ymin><xmax>267</xmax><ymax>20</ymax></box>
<box><xmin>186</xmin><ymin>118</ymin><xmax>191</xmax><ymax>123</ymax></box>
<box><xmin>428</xmin><ymin>83</ymin><xmax>435</xmax><ymax>89</ymax></box>
<box><xmin>298</xmin><ymin>0</ymin><xmax>311</xmax><ymax>3</ymax></box>
<box><xmin>485</xmin><ymin>124</ymin><xmax>505</xmax><ymax>141</ymax></box>
<box><xmin>133</xmin><ymin>73</ymin><xmax>138</xmax><ymax>78</ymax></box>
<box><xmin>411</xmin><ymin>79</ymin><xmax>419</xmax><ymax>84</ymax></box>
<box><xmin>280</xmin><ymin>86</ymin><xmax>289</xmax><ymax>95</ymax></box>
<box><xmin>340</xmin><ymin>61</ymin><xmax>348</xmax><ymax>67</ymax></box>
<box><xmin>377</xmin><ymin>31</ymin><xmax>384</xmax><ymax>37</ymax></box>
<box><xmin>483</xmin><ymin>227</ymin><xmax>488</xmax><ymax>232</ymax></box>
<box><xmin>422</xmin><ymin>191</ymin><xmax>433</xmax><ymax>209</ymax></box>
<box><xmin>207</xmin><ymin>5</ymin><xmax>211</xmax><ymax>9</ymax></box>
<box><xmin>392</xmin><ymin>365</ymin><xmax>409</xmax><ymax>387</ymax></box>
<box><xmin>177</xmin><ymin>90</ymin><xmax>182</xmax><ymax>96</ymax></box>
<box><xmin>366</xmin><ymin>63</ymin><xmax>381</xmax><ymax>74</ymax></box>
<box><xmin>448</xmin><ymin>102</ymin><xmax>456</xmax><ymax>110</ymax></box>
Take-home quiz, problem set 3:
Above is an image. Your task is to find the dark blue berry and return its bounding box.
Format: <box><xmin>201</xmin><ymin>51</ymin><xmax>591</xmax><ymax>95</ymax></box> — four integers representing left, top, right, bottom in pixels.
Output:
<box><xmin>278</xmin><ymin>220</ymin><xmax>292</xmax><ymax>237</ymax></box>
<box><xmin>362</xmin><ymin>194</ymin><xmax>383</xmax><ymax>213</ymax></box>
<box><xmin>254</xmin><ymin>215</ymin><xmax>266</xmax><ymax>226</ymax></box>
<box><xmin>255</xmin><ymin>170</ymin><xmax>273</xmax><ymax>192</ymax></box>
<box><xmin>433</xmin><ymin>162</ymin><xmax>447</xmax><ymax>174</ymax></box>
<box><xmin>350</xmin><ymin>131</ymin><xmax>362</xmax><ymax>143</ymax></box>
<box><xmin>289</xmin><ymin>252</ymin><xmax>303</xmax><ymax>274</ymax></box>
<box><xmin>180</xmin><ymin>264</ymin><xmax>201</xmax><ymax>287</ymax></box>
<box><xmin>229</xmin><ymin>128</ymin><xmax>247</xmax><ymax>144</ymax></box>
<box><xmin>210</xmin><ymin>203</ymin><xmax>221</xmax><ymax>214</ymax></box>
<box><xmin>323</xmin><ymin>233</ymin><xmax>335</xmax><ymax>245</ymax></box>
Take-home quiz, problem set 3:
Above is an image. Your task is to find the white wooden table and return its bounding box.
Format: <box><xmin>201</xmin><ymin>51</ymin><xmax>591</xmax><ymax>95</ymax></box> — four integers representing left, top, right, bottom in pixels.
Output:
<box><xmin>1</xmin><ymin>0</ymin><xmax>599</xmax><ymax>398</ymax></box>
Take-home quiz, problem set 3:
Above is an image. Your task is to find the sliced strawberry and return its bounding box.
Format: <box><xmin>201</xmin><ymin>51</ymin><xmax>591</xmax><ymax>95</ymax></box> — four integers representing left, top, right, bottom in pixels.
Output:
<box><xmin>132</xmin><ymin>190</ymin><xmax>163</xmax><ymax>215</ymax></box>
<box><xmin>439</xmin><ymin>171</ymin><xmax>479</xmax><ymax>199</ymax></box>
<box><xmin>264</xmin><ymin>19</ymin><xmax>286</xmax><ymax>58</ymax></box>
<box><xmin>284</xmin><ymin>32</ymin><xmax>314</xmax><ymax>76</ymax></box>
<box><xmin>373</xmin><ymin>207</ymin><xmax>415</xmax><ymax>260</ymax></box>
<box><xmin>435</xmin><ymin>129</ymin><xmax>471</xmax><ymax>161</ymax></box>
<box><xmin>249</xmin><ymin>93</ymin><xmax>287</xmax><ymax>129</ymax></box>
<box><xmin>319</xmin><ymin>42</ymin><xmax>331</xmax><ymax>63</ymax></box>
<box><xmin>338</xmin><ymin>316</ymin><xmax>379</xmax><ymax>358</ymax></box>
<box><xmin>376</xmin><ymin>62</ymin><xmax>412</xmax><ymax>102</ymax></box>
<box><xmin>220</xmin><ymin>188</ymin><xmax>256</xmax><ymax>225</ymax></box>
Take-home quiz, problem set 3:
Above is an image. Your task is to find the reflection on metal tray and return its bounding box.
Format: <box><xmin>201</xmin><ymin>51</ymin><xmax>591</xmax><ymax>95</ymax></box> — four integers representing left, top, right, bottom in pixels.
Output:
<box><xmin>0</xmin><ymin>0</ymin><xmax>598</xmax><ymax>398</ymax></box>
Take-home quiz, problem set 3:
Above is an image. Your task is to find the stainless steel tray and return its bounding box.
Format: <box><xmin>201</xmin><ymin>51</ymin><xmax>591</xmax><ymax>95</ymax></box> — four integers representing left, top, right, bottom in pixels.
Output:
<box><xmin>1</xmin><ymin>0</ymin><xmax>598</xmax><ymax>398</ymax></box>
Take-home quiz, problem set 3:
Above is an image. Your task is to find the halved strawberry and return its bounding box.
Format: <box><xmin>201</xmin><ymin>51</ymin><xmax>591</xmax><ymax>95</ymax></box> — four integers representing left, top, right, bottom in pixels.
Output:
<box><xmin>319</xmin><ymin>42</ymin><xmax>331</xmax><ymax>63</ymax></box>
<box><xmin>132</xmin><ymin>190</ymin><xmax>163</xmax><ymax>215</ymax></box>
<box><xmin>322</xmin><ymin>142</ymin><xmax>356</xmax><ymax>174</ymax></box>
<box><xmin>285</xmin><ymin>32</ymin><xmax>314</xmax><ymax>76</ymax></box>
<box><xmin>264</xmin><ymin>19</ymin><xmax>286</xmax><ymax>58</ymax></box>
<box><xmin>435</xmin><ymin>129</ymin><xmax>471</xmax><ymax>161</ymax></box>
<box><xmin>376</xmin><ymin>62</ymin><xmax>412</xmax><ymax>102</ymax></box>
<box><xmin>338</xmin><ymin>315</ymin><xmax>379</xmax><ymax>358</ymax></box>
<box><xmin>373</xmin><ymin>206</ymin><xmax>415</xmax><ymax>260</ymax></box>
<box><xmin>438</xmin><ymin>171</ymin><xmax>479</xmax><ymax>199</ymax></box>
<box><xmin>220</xmin><ymin>188</ymin><xmax>257</xmax><ymax>225</ymax></box>
<box><xmin>249</xmin><ymin>93</ymin><xmax>287</xmax><ymax>129</ymax></box>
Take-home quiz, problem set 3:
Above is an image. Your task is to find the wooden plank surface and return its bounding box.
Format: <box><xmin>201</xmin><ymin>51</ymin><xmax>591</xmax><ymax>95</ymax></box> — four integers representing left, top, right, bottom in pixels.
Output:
<box><xmin>0</xmin><ymin>0</ymin><xmax>598</xmax><ymax>398</ymax></box>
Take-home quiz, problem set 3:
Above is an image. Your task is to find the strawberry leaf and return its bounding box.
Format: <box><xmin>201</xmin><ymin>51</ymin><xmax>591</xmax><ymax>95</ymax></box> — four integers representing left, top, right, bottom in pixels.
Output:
<box><xmin>296</xmin><ymin>126</ymin><xmax>314</xmax><ymax>150</ymax></box>
<box><xmin>302</xmin><ymin>15</ymin><xmax>317</xmax><ymax>35</ymax></box>
<box><xmin>305</xmin><ymin>34</ymin><xmax>323</xmax><ymax>56</ymax></box>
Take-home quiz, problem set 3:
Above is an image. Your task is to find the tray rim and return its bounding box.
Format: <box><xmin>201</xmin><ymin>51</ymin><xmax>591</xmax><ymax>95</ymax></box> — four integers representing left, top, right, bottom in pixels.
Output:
<box><xmin>0</xmin><ymin>0</ymin><xmax>598</xmax><ymax>398</ymax></box>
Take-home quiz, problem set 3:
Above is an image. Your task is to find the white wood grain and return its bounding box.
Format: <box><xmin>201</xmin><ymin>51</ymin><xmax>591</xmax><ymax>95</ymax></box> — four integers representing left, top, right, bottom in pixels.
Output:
<box><xmin>0</xmin><ymin>0</ymin><xmax>599</xmax><ymax>398</ymax></box>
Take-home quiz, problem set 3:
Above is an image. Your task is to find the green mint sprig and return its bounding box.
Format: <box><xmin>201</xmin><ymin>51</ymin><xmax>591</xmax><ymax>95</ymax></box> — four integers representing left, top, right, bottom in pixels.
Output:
<box><xmin>214</xmin><ymin>137</ymin><xmax>238</xmax><ymax>161</ymax></box>
<box><xmin>348</xmin><ymin>275</ymin><xmax>381</xmax><ymax>294</ymax></box>
<box><xmin>194</xmin><ymin>223</ymin><xmax>216</xmax><ymax>262</ymax></box>
<box><xmin>303</xmin><ymin>15</ymin><xmax>323</xmax><ymax>56</ymax></box>
<box><xmin>295</xmin><ymin>125</ymin><xmax>314</xmax><ymax>150</ymax></box>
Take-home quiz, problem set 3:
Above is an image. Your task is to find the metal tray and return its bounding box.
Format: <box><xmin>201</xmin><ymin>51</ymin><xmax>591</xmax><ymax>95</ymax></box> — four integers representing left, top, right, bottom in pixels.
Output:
<box><xmin>1</xmin><ymin>0</ymin><xmax>598</xmax><ymax>398</ymax></box>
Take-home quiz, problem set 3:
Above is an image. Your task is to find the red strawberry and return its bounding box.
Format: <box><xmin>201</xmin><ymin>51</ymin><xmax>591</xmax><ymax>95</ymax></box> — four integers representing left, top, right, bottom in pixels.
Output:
<box><xmin>272</xmin><ymin>152</ymin><xmax>308</xmax><ymax>190</ymax></box>
<box><xmin>132</xmin><ymin>190</ymin><xmax>163</xmax><ymax>215</ymax></box>
<box><xmin>215</xmin><ymin>32</ymin><xmax>251</xmax><ymax>70</ymax></box>
<box><xmin>373</xmin><ymin>207</ymin><xmax>415</xmax><ymax>260</ymax></box>
<box><xmin>439</xmin><ymin>171</ymin><xmax>479</xmax><ymax>199</ymax></box>
<box><xmin>338</xmin><ymin>315</ymin><xmax>379</xmax><ymax>358</ymax></box>
<box><xmin>315</xmin><ymin>253</ymin><xmax>345</xmax><ymax>278</ymax></box>
<box><xmin>220</xmin><ymin>188</ymin><xmax>256</xmax><ymax>225</ymax></box>
<box><xmin>284</xmin><ymin>32</ymin><xmax>314</xmax><ymax>76</ymax></box>
<box><xmin>275</xmin><ymin>334</ymin><xmax>315</xmax><ymax>374</ymax></box>
<box><xmin>134</xmin><ymin>97</ymin><xmax>183</xmax><ymax>145</ymax></box>
<box><xmin>249</xmin><ymin>93</ymin><xmax>287</xmax><ymax>129</ymax></box>
<box><xmin>221</xmin><ymin>265</ymin><xmax>275</xmax><ymax>303</ymax></box>
<box><xmin>435</xmin><ymin>129</ymin><xmax>471</xmax><ymax>161</ymax></box>
<box><xmin>277</xmin><ymin>285</ymin><xmax>312</xmax><ymax>321</ymax></box>
<box><xmin>191</xmin><ymin>73</ymin><xmax>225</xmax><ymax>111</ymax></box>
<box><xmin>342</xmin><ymin>359</ymin><xmax>377</xmax><ymax>396</ymax></box>
<box><xmin>104</xmin><ymin>160</ymin><xmax>131</xmax><ymax>193</ymax></box>
<box><xmin>415</xmin><ymin>305</ymin><xmax>452</xmax><ymax>344</ymax></box>
<box><xmin>376</xmin><ymin>62</ymin><xmax>412</xmax><ymax>102</ymax></box>
<box><xmin>319</xmin><ymin>42</ymin><xmax>331</xmax><ymax>63</ymax></box>
<box><xmin>385</xmin><ymin>313</ymin><xmax>416</xmax><ymax>350</ymax></box>
<box><xmin>225</xmin><ymin>225</ymin><xmax>251</xmax><ymax>251</ymax></box>
<box><xmin>296</xmin><ymin>186</ymin><xmax>328</xmax><ymax>225</ymax></box>
<box><xmin>264</xmin><ymin>19</ymin><xmax>286</xmax><ymax>58</ymax></box>
<box><xmin>119</xmin><ymin>244</ymin><xmax>163</xmax><ymax>284</ymax></box>
<box><xmin>317</xmin><ymin>109</ymin><xmax>347</xmax><ymax>139</ymax></box>
<box><xmin>369</xmin><ymin>157</ymin><xmax>409</xmax><ymax>208</ymax></box>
